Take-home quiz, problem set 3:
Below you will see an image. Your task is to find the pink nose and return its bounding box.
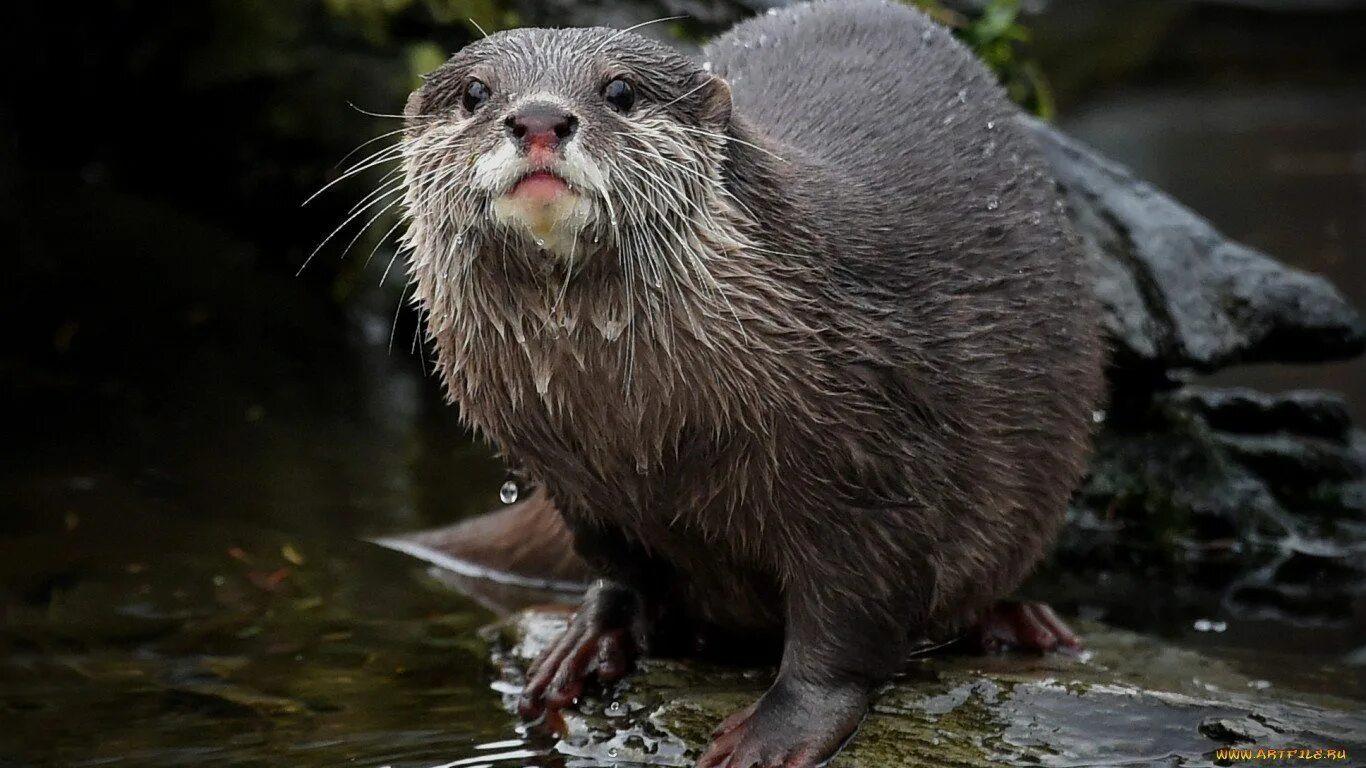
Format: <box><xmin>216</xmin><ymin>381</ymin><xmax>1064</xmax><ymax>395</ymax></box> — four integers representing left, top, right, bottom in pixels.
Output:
<box><xmin>504</xmin><ymin>105</ymin><xmax>578</xmax><ymax>150</ymax></box>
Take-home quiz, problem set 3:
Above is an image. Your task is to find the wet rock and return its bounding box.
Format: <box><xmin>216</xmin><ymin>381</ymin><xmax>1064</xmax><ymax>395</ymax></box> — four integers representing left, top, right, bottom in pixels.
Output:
<box><xmin>1199</xmin><ymin>714</ymin><xmax>1280</xmax><ymax>744</ymax></box>
<box><xmin>1174</xmin><ymin>388</ymin><xmax>1353</xmax><ymax>443</ymax></box>
<box><xmin>1021</xmin><ymin>116</ymin><xmax>1366</xmax><ymax>374</ymax></box>
<box><xmin>486</xmin><ymin>609</ymin><xmax>1366</xmax><ymax>767</ymax></box>
<box><xmin>1076</xmin><ymin>387</ymin><xmax>1365</xmax><ymax>536</ymax></box>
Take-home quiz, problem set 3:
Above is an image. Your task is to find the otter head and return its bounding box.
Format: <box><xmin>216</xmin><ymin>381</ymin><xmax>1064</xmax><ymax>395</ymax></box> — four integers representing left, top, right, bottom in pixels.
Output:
<box><xmin>402</xmin><ymin>27</ymin><xmax>735</xmax><ymax>272</ymax></box>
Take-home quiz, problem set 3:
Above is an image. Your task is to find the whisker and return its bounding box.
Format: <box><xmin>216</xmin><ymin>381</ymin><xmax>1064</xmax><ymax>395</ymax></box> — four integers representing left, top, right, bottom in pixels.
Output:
<box><xmin>388</xmin><ymin>280</ymin><xmax>411</xmax><ymax>355</ymax></box>
<box><xmin>675</xmin><ymin>126</ymin><xmax>788</xmax><ymax>163</ymax></box>
<box><xmin>336</xmin><ymin>127</ymin><xmax>411</xmax><ymax>169</ymax></box>
<box><xmin>348</xmin><ymin>101</ymin><xmax>418</xmax><ymax>120</ymax></box>
<box><xmin>594</xmin><ymin>15</ymin><xmax>687</xmax><ymax>54</ymax></box>
<box><xmin>304</xmin><ymin>144</ymin><xmax>406</xmax><ymax>206</ymax></box>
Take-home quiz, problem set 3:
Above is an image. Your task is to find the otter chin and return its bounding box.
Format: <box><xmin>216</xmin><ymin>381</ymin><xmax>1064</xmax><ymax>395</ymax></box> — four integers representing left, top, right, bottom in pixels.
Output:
<box><xmin>397</xmin><ymin>2</ymin><xmax>1105</xmax><ymax>766</ymax></box>
<box><xmin>491</xmin><ymin>170</ymin><xmax>594</xmax><ymax>257</ymax></box>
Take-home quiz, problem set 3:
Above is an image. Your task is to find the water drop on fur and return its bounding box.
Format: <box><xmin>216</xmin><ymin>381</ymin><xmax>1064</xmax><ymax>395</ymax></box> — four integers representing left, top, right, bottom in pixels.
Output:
<box><xmin>499</xmin><ymin>480</ymin><xmax>519</xmax><ymax>504</ymax></box>
<box><xmin>985</xmin><ymin>196</ymin><xmax>1000</xmax><ymax>211</ymax></box>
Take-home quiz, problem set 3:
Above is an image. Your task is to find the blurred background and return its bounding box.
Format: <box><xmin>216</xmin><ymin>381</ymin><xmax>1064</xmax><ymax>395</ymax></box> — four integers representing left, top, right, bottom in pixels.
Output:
<box><xmin>1</xmin><ymin>1</ymin><xmax>1363</xmax><ymax>766</ymax></box>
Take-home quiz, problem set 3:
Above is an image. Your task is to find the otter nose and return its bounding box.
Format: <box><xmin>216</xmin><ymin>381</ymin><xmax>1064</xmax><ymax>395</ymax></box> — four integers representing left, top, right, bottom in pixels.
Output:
<box><xmin>504</xmin><ymin>104</ymin><xmax>578</xmax><ymax>150</ymax></box>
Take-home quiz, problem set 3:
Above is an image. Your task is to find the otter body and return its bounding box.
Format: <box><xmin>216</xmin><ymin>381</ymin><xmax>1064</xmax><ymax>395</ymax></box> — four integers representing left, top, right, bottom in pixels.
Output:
<box><xmin>400</xmin><ymin>1</ymin><xmax>1102</xmax><ymax>765</ymax></box>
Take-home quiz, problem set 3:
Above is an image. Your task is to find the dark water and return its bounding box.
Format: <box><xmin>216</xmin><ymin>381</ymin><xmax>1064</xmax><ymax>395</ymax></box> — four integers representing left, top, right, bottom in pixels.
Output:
<box><xmin>3</xmin><ymin>13</ymin><xmax>1364</xmax><ymax>768</ymax></box>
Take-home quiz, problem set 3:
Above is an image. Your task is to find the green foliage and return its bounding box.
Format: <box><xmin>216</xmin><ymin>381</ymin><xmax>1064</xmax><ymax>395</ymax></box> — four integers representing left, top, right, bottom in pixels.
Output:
<box><xmin>324</xmin><ymin>0</ymin><xmax>521</xmax><ymax>48</ymax></box>
<box><xmin>909</xmin><ymin>0</ymin><xmax>1055</xmax><ymax>119</ymax></box>
<box><xmin>321</xmin><ymin>0</ymin><xmax>1052</xmax><ymax>116</ymax></box>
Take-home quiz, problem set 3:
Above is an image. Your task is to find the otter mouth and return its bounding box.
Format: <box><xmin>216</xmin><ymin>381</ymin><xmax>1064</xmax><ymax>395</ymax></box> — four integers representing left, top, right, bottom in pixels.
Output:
<box><xmin>490</xmin><ymin>167</ymin><xmax>594</xmax><ymax>256</ymax></box>
<box><xmin>508</xmin><ymin>170</ymin><xmax>574</xmax><ymax>201</ymax></box>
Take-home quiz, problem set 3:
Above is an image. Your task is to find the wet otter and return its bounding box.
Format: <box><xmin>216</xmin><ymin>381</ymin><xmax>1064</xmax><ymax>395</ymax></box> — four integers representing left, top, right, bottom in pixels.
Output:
<box><xmin>398</xmin><ymin>0</ymin><xmax>1104</xmax><ymax>765</ymax></box>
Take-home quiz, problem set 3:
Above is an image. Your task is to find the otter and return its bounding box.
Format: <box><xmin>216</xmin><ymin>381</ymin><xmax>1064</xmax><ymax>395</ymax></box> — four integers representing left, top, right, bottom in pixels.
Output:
<box><xmin>397</xmin><ymin>0</ymin><xmax>1104</xmax><ymax>765</ymax></box>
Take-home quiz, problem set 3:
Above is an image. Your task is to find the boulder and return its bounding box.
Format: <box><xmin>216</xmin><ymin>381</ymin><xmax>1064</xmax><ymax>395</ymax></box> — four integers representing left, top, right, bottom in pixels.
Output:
<box><xmin>1021</xmin><ymin>116</ymin><xmax>1365</xmax><ymax>374</ymax></box>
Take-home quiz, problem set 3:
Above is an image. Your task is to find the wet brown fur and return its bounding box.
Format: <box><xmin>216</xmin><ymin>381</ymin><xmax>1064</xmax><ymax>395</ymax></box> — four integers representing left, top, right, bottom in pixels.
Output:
<box><xmin>400</xmin><ymin>0</ymin><xmax>1104</xmax><ymax>744</ymax></box>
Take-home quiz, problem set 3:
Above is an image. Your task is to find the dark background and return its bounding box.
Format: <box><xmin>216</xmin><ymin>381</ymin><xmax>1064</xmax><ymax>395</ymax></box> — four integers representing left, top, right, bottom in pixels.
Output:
<box><xmin>3</xmin><ymin>1</ymin><xmax>1364</xmax><ymax>474</ymax></box>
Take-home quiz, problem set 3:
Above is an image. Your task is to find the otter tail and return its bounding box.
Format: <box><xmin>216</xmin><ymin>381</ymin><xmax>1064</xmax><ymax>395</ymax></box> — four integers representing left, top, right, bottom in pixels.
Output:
<box><xmin>371</xmin><ymin>488</ymin><xmax>590</xmax><ymax>614</ymax></box>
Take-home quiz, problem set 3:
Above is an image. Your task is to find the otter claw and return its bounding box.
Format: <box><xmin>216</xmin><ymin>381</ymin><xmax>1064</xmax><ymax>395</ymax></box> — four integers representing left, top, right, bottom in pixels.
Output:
<box><xmin>518</xmin><ymin>586</ymin><xmax>641</xmax><ymax>721</ymax></box>
<box><xmin>969</xmin><ymin>601</ymin><xmax>1081</xmax><ymax>654</ymax></box>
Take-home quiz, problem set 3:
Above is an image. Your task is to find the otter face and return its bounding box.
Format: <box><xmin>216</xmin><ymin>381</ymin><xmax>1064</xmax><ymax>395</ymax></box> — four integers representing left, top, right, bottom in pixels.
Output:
<box><xmin>402</xmin><ymin>27</ymin><xmax>733</xmax><ymax>268</ymax></box>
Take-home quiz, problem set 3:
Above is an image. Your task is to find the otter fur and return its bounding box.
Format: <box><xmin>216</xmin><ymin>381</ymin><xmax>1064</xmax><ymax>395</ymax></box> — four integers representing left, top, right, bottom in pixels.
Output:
<box><xmin>398</xmin><ymin>0</ymin><xmax>1104</xmax><ymax>765</ymax></box>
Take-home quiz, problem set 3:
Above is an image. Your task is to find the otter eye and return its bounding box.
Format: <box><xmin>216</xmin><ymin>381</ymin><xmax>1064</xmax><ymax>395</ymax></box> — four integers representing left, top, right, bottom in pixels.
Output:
<box><xmin>603</xmin><ymin>78</ymin><xmax>635</xmax><ymax>114</ymax></box>
<box><xmin>462</xmin><ymin>79</ymin><xmax>491</xmax><ymax>112</ymax></box>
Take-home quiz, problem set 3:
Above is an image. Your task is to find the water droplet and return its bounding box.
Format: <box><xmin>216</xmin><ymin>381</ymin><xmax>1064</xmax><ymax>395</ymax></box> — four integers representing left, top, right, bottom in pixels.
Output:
<box><xmin>921</xmin><ymin>27</ymin><xmax>934</xmax><ymax>42</ymax></box>
<box><xmin>955</xmin><ymin>88</ymin><xmax>967</xmax><ymax>104</ymax></box>
<box><xmin>986</xmin><ymin>120</ymin><xmax>996</xmax><ymax>130</ymax></box>
<box><xmin>608</xmin><ymin>748</ymin><xmax>619</xmax><ymax>758</ymax></box>
<box><xmin>1092</xmin><ymin>409</ymin><xmax>1106</xmax><ymax>424</ymax></box>
<box><xmin>1028</xmin><ymin>211</ymin><xmax>1043</xmax><ymax>226</ymax></box>
<box><xmin>499</xmin><ymin>480</ymin><xmax>519</xmax><ymax>504</ymax></box>
<box><xmin>702</xmin><ymin>61</ymin><xmax>712</xmax><ymax>72</ymax></box>
<box><xmin>985</xmin><ymin>196</ymin><xmax>1000</xmax><ymax>211</ymax></box>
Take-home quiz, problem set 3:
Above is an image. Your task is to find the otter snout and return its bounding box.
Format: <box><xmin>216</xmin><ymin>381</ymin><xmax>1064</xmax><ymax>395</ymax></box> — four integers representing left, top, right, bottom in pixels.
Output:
<box><xmin>504</xmin><ymin>104</ymin><xmax>579</xmax><ymax>152</ymax></box>
<box><xmin>481</xmin><ymin>100</ymin><xmax>598</xmax><ymax>257</ymax></box>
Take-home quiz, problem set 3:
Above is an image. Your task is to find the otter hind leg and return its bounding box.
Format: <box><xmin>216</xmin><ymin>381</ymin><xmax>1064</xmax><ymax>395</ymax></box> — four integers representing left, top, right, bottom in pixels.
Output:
<box><xmin>696</xmin><ymin>677</ymin><xmax>868</xmax><ymax>768</ymax></box>
<box><xmin>696</xmin><ymin>559</ymin><xmax>928</xmax><ymax>768</ymax></box>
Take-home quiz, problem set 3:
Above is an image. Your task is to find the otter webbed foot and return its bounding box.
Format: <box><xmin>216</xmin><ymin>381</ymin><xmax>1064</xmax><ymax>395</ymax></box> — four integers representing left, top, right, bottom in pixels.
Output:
<box><xmin>517</xmin><ymin>580</ymin><xmax>642</xmax><ymax>721</ymax></box>
<box><xmin>969</xmin><ymin>601</ymin><xmax>1081</xmax><ymax>654</ymax></box>
<box><xmin>696</xmin><ymin>677</ymin><xmax>868</xmax><ymax>768</ymax></box>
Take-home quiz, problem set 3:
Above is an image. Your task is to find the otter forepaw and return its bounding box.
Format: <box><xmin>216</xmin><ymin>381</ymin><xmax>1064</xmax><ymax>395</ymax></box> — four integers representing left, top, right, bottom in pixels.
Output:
<box><xmin>696</xmin><ymin>679</ymin><xmax>867</xmax><ymax>768</ymax></box>
<box><xmin>517</xmin><ymin>582</ymin><xmax>641</xmax><ymax>721</ymax></box>
<box><xmin>969</xmin><ymin>601</ymin><xmax>1081</xmax><ymax>654</ymax></box>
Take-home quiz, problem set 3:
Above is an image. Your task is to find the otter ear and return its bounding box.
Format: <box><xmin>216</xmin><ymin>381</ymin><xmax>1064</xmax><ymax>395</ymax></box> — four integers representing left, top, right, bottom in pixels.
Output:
<box><xmin>698</xmin><ymin>75</ymin><xmax>732</xmax><ymax>128</ymax></box>
<box><xmin>404</xmin><ymin>88</ymin><xmax>425</xmax><ymax>119</ymax></box>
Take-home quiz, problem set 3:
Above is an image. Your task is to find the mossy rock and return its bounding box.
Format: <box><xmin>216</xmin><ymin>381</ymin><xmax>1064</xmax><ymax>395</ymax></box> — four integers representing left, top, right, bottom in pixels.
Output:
<box><xmin>485</xmin><ymin>609</ymin><xmax>1366</xmax><ymax>767</ymax></box>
